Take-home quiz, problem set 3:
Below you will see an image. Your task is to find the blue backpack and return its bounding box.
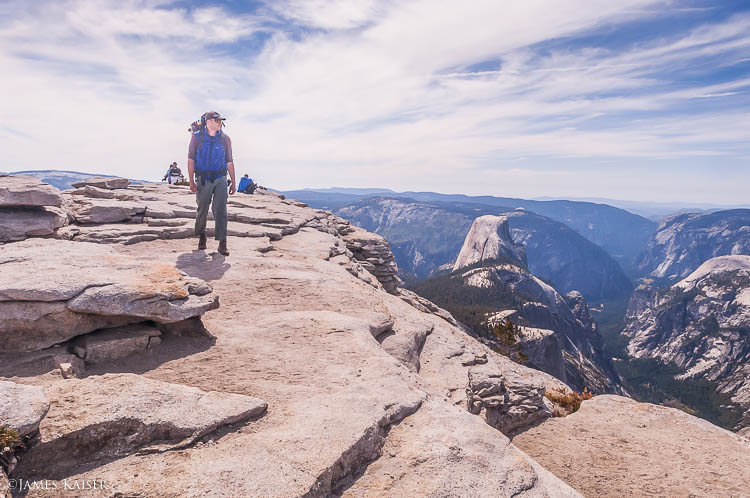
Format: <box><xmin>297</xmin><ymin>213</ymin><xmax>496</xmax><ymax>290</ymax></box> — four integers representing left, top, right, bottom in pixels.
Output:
<box><xmin>238</xmin><ymin>176</ymin><xmax>257</xmax><ymax>194</ymax></box>
<box><xmin>194</xmin><ymin>128</ymin><xmax>227</xmax><ymax>182</ymax></box>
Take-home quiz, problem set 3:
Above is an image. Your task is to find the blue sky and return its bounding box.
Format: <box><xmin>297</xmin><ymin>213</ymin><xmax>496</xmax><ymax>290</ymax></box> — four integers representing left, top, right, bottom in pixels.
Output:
<box><xmin>1</xmin><ymin>0</ymin><xmax>749</xmax><ymax>204</ymax></box>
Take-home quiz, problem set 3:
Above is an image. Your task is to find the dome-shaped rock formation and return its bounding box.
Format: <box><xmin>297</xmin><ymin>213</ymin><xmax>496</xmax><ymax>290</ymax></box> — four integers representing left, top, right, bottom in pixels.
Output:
<box><xmin>453</xmin><ymin>215</ymin><xmax>527</xmax><ymax>271</ymax></box>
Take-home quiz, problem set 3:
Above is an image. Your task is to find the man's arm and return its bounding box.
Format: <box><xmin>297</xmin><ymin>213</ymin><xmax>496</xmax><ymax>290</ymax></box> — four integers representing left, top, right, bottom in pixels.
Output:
<box><xmin>224</xmin><ymin>135</ymin><xmax>236</xmax><ymax>195</ymax></box>
<box><xmin>188</xmin><ymin>158</ymin><xmax>196</xmax><ymax>192</ymax></box>
<box><xmin>227</xmin><ymin>161</ymin><xmax>236</xmax><ymax>195</ymax></box>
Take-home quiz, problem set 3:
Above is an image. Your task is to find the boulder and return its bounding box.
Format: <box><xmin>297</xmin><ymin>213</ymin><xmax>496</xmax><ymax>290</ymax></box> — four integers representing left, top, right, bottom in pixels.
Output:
<box><xmin>0</xmin><ymin>206</ymin><xmax>67</xmax><ymax>242</ymax></box>
<box><xmin>69</xmin><ymin>185</ymin><xmax>116</xmax><ymax>199</ymax></box>
<box><xmin>73</xmin><ymin>323</ymin><xmax>162</xmax><ymax>362</ymax></box>
<box><xmin>0</xmin><ymin>239</ymin><xmax>219</xmax><ymax>351</ymax></box>
<box><xmin>0</xmin><ymin>175</ymin><xmax>62</xmax><ymax>207</ymax></box>
<box><xmin>0</xmin><ymin>381</ymin><xmax>50</xmax><ymax>438</ymax></box>
<box><xmin>15</xmin><ymin>374</ymin><xmax>267</xmax><ymax>479</ymax></box>
<box><xmin>68</xmin><ymin>198</ymin><xmax>146</xmax><ymax>224</ymax></box>
<box><xmin>71</xmin><ymin>176</ymin><xmax>130</xmax><ymax>189</ymax></box>
<box><xmin>376</xmin><ymin>318</ymin><xmax>433</xmax><ymax>372</ymax></box>
<box><xmin>341</xmin><ymin>225</ymin><xmax>402</xmax><ymax>294</ymax></box>
<box><xmin>466</xmin><ymin>363</ymin><xmax>551</xmax><ymax>435</ymax></box>
<box><xmin>56</xmin><ymin>355</ymin><xmax>85</xmax><ymax>379</ymax></box>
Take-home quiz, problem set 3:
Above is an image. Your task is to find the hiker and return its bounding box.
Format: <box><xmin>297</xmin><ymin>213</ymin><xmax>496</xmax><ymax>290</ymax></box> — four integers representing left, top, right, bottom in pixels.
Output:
<box><xmin>162</xmin><ymin>162</ymin><xmax>182</xmax><ymax>184</ymax></box>
<box><xmin>188</xmin><ymin>111</ymin><xmax>236</xmax><ymax>256</ymax></box>
<box><xmin>237</xmin><ymin>174</ymin><xmax>257</xmax><ymax>194</ymax></box>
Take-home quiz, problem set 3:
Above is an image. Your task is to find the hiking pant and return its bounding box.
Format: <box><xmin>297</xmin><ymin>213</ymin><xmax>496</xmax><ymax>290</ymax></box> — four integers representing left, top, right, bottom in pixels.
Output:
<box><xmin>195</xmin><ymin>175</ymin><xmax>228</xmax><ymax>241</ymax></box>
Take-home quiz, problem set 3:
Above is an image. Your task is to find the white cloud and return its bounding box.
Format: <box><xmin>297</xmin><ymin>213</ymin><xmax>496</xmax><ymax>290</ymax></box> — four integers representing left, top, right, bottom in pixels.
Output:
<box><xmin>0</xmin><ymin>0</ymin><xmax>749</xmax><ymax>204</ymax></box>
<box><xmin>266</xmin><ymin>0</ymin><xmax>383</xmax><ymax>30</ymax></box>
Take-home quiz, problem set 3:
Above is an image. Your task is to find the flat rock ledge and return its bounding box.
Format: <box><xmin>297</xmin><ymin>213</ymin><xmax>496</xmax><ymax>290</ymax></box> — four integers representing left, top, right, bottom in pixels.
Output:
<box><xmin>0</xmin><ymin>239</ymin><xmax>219</xmax><ymax>352</ymax></box>
<box><xmin>513</xmin><ymin>395</ymin><xmax>750</xmax><ymax>497</ymax></box>
<box><xmin>71</xmin><ymin>177</ymin><xmax>131</xmax><ymax>190</ymax></box>
<box><xmin>13</xmin><ymin>374</ymin><xmax>267</xmax><ymax>480</ymax></box>
<box><xmin>58</xmin><ymin>181</ymin><xmax>319</xmax><ymax>245</ymax></box>
<box><xmin>1</xmin><ymin>176</ymin><xmax>400</xmax><ymax>298</ymax></box>
<box><xmin>0</xmin><ymin>175</ymin><xmax>66</xmax><ymax>244</ymax></box>
<box><xmin>0</xmin><ymin>175</ymin><xmax>62</xmax><ymax>208</ymax></box>
<box><xmin>73</xmin><ymin>323</ymin><xmax>163</xmax><ymax>362</ymax></box>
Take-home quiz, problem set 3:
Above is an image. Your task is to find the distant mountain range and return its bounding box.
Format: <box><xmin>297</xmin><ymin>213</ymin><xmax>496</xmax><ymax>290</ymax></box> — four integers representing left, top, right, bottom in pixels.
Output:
<box><xmin>337</xmin><ymin>197</ymin><xmax>633</xmax><ymax>302</ymax></box>
<box><xmin>624</xmin><ymin>256</ymin><xmax>750</xmax><ymax>431</ymax></box>
<box><xmin>293</xmin><ymin>188</ymin><xmax>750</xmax><ymax>220</ymax></box>
<box><xmin>636</xmin><ymin>209</ymin><xmax>750</xmax><ymax>285</ymax></box>
<box><xmin>284</xmin><ymin>188</ymin><xmax>657</xmax><ymax>276</ymax></box>
<box><xmin>533</xmin><ymin>196</ymin><xmax>750</xmax><ymax>220</ymax></box>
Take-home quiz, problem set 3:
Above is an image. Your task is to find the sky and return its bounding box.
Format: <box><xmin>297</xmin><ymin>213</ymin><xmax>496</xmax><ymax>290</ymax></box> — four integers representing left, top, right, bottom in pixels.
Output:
<box><xmin>1</xmin><ymin>0</ymin><xmax>749</xmax><ymax>204</ymax></box>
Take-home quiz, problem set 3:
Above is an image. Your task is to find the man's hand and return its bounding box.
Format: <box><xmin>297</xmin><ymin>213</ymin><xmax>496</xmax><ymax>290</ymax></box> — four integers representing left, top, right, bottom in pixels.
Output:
<box><xmin>229</xmin><ymin>182</ymin><xmax>236</xmax><ymax>195</ymax></box>
<box><xmin>190</xmin><ymin>181</ymin><xmax>197</xmax><ymax>193</ymax></box>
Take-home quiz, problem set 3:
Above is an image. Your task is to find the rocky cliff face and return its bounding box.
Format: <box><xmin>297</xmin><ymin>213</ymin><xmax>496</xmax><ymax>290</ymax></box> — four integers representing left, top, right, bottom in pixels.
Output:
<box><xmin>453</xmin><ymin>215</ymin><xmax>527</xmax><ymax>270</ymax></box>
<box><xmin>285</xmin><ymin>189</ymin><xmax>657</xmax><ymax>273</ymax></box>
<box><xmin>0</xmin><ymin>174</ymin><xmax>741</xmax><ymax>497</ymax></box>
<box><xmin>635</xmin><ymin>209</ymin><xmax>750</xmax><ymax>283</ymax></box>
<box><xmin>0</xmin><ymin>175</ymin><xmax>585</xmax><ymax>496</ymax></box>
<box><xmin>454</xmin><ymin>263</ymin><xmax>623</xmax><ymax>394</ymax></box>
<box><xmin>623</xmin><ymin>256</ymin><xmax>750</xmax><ymax>430</ymax></box>
<box><xmin>410</xmin><ymin>215</ymin><xmax>624</xmax><ymax>394</ymax></box>
<box><xmin>337</xmin><ymin>197</ymin><xmax>632</xmax><ymax>301</ymax></box>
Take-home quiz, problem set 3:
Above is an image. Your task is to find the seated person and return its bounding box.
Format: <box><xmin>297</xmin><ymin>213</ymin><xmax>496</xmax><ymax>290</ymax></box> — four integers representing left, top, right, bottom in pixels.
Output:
<box><xmin>237</xmin><ymin>174</ymin><xmax>257</xmax><ymax>194</ymax></box>
<box><xmin>163</xmin><ymin>162</ymin><xmax>182</xmax><ymax>184</ymax></box>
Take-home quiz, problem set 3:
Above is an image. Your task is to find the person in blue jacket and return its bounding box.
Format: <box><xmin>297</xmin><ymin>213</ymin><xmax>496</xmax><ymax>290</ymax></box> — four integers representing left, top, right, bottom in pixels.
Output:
<box><xmin>237</xmin><ymin>174</ymin><xmax>256</xmax><ymax>194</ymax></box>
<box><xmin>188</xmin><ymin>111</ymin><xmax>236</xmax><ymax>256</ymax></box>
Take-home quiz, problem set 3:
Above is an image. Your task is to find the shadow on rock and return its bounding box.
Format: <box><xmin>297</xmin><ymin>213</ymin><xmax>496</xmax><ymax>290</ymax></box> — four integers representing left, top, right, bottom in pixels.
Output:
<box><xmin>0</xmin><ymin>319</ymin><xmax>216</xmax><ymax>379</ymax></box>
<box><xmin>82</xmin><ymin>332</ymin><xmax>216</xmax><ymax>377</ymax></box>
<box><xmin>10</xmin><ymin>392</ymin><xmax>265</xmax><ymax>483</ymax></box>
<box><xmin>176</xmin><ymin>250</ymin><xmax>231</xmax><ymax>282</ymax></box>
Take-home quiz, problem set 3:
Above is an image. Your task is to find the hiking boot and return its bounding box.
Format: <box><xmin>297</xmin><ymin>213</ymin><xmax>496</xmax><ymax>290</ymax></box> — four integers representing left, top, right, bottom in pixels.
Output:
<box><xmin>218</xmin><ymin>239</ymin><xmax>230</xmax><ymax>256</ymax></box>
<box><xmin>198</xmin><ymin>233</ymin><xmax>207</xmax><ymax>250</ymax></box>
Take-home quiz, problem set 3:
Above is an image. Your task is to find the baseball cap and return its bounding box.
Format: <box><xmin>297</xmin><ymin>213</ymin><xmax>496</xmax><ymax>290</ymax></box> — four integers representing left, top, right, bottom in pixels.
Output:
<box><xmin>204</xmin><ymin>111</ymin><xmax>226</xmax><ymax>121</ymax></box>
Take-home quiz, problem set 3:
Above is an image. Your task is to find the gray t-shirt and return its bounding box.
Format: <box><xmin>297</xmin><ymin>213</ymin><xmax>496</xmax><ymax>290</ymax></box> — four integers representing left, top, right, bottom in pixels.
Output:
<box><xmin>188</xmin><ymin>132</ymin><xmax>233</xmax><ymax>163</ymax></box>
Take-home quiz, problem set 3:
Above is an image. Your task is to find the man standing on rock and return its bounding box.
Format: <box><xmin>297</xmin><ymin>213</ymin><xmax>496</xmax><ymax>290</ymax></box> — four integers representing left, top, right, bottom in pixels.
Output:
<box><xmin>188</xmin><ymin>111</ymin><xmax>236</xmax><ymax>256</ymax></box>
